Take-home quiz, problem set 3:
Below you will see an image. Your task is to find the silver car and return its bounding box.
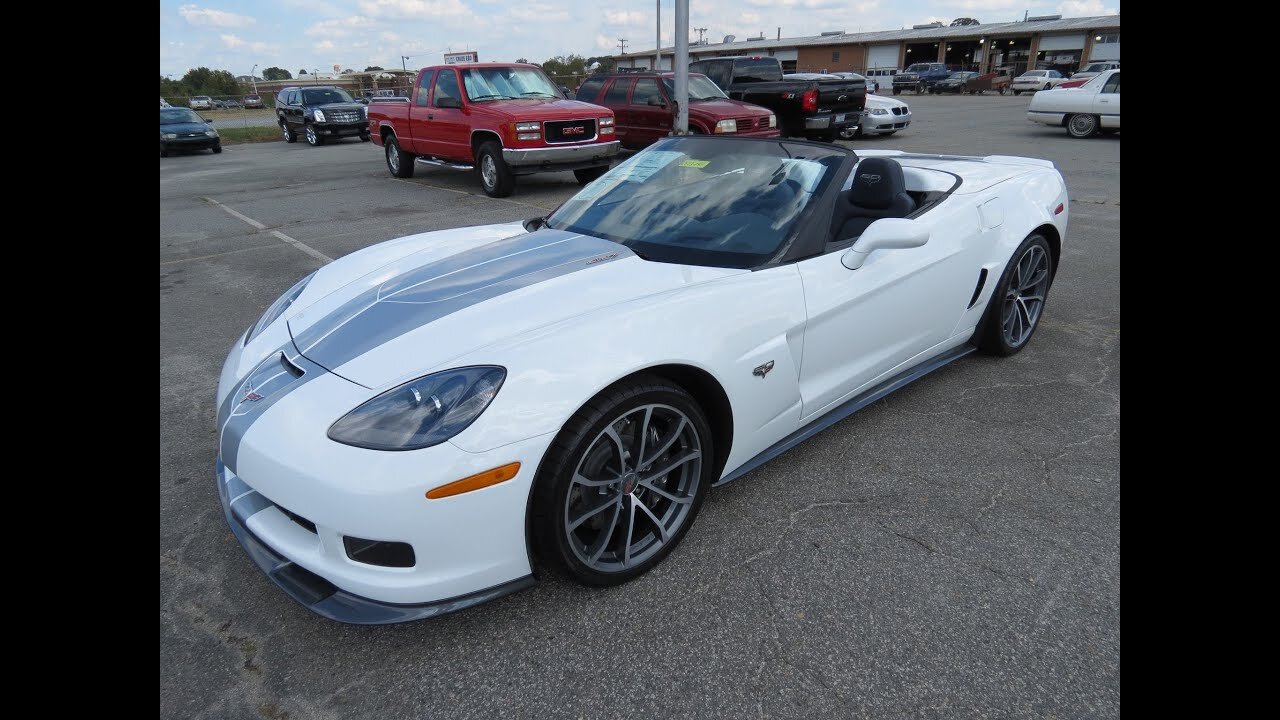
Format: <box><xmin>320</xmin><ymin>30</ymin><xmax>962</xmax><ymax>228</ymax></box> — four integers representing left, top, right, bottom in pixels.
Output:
<box><xmin>190</xmin><ymin>96</ymin><xmax>213</xmax><ymax>110</ymax></box>
<box><xmin>1010</xmin><ymin>70</ymin><xmax>1065</xmax><ymax>95</ymax></box>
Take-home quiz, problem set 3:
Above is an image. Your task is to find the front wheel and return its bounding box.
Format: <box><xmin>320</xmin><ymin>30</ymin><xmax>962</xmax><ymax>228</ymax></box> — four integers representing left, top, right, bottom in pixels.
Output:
<box><xmin>475</xmin><ymin>141</ymin><xmax>515</xmax><ymax>197</ymax></box>
<box><xmin>1066</xmin><ymin>113</ymin><xmax>1098</xmax><ymax>138</ymax></box>
<box><xmin>280</xmin><ymin>121</ymin><xmax>297</xmax><ymax>143</ymax></box>
<box><xmin>530</xmin><ymin>375</ymin><xmax>714</xmax><ymax>586</ymax></box>
<box><xmin>305</xmin><ymin>124</ymin><xmax>325</xmax><ymax>146</ymax></box>
<box><xmin>1013</xmin><ymin>89</ymin><xmax>1022</xmax><ymax>96</ymax></box>
<box><xmin>977</xmin><ymin>234</ymin><xmax>1054</xmax><ymax>356</ymax></box>
<box><xmin>212</xmin><ymin>144</ymin><xmax>222</xmax><ymax>154</ymax></box>
<box><xmin>573</xmin><ymin>166</ymin><xmax>608</xmax><ymax>185</ymax></box>
<box><xmin>384</xmin><ymin>135</ymin><xmax>415</xmax><ymax>178</ymax></box>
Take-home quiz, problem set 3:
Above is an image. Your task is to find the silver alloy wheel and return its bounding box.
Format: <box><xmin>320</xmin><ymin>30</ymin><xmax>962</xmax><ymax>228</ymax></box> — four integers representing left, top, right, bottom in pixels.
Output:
<box><xmin>1068</xmin><ymin>114</ymin><xmax>1097</xmax><ymax>137</ymax></box>
<box><xmin>481</xmin><ymin>154</ymin><xmax>497</xmax><ymax>190</ymax></box>
<box><xmin>1002</xmin><ymin>244</ymin><xmax>1049</xmax><ymax>347</ymax></box>
<box><xmin>387</xmin><ymin>141</ymin><xmax>399</xmax><ymax>173</ymax></box>
<box><xmin>306</xmin><ymin>125</ymin><xmax>318</xmax><ymax>145</ymax></box>
<box><xmin>564</xmin><ymin>403</ymin><xmax>702</xmax><ymax>572</ymax></box>
<box><xmin>280</xmin><ymin>123</ymin><xmax>289</xmax><ymax>141</ymax></box>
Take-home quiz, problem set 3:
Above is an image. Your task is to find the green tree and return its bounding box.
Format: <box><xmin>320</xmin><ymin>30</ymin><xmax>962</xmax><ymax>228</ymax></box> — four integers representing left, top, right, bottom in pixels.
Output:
<box><xmin>262</xmin><ymin>66</ymin><xmax>292</xmax><ymax>81</ymax></box>
<box><xmin>363</xmin><ymin>66</ymin><xmax>384</xmax><ymax>72</ymax></box>
<box><xmin>299</xmin><ymin>69</ymin><xmax>308</xmax><ymax>75</ymax></box>
<box><xmin>169</xmin><ymin>67</ymin><xmax>241</xmax><ymax>97</ymax></box>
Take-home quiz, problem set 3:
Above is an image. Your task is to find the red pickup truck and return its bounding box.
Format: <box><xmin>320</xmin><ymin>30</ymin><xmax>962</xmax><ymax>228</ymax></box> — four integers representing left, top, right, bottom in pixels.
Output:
<box><xmin>367</xmin><ymin>63</ymin><xmax>620</xmax><ymax>197</ymax></box>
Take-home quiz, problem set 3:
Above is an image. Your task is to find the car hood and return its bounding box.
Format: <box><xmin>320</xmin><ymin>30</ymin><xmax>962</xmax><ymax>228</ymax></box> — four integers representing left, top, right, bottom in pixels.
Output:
<box><xmin>308</xmin><ymin>102</ymin><xmax>364</xmax><ymax>112</ymax></box>
<box><xmin>161</xmin><ymin>121</ymin><xmax>210</xmax><ymax>134</ymax></box>
<box><xmin>477</xmin><ymin>98</ymin><xmax>610</xmax><ymax>121</ymax></box>
<box><xmin>690</xmin><ymin>98</ymin><xmax>772</xmax><ymax>118</ymax></box>
<box><xmin>864</xmin><ymin>94</ymin><xmax>907</xmax><ymax>110</ymax></box>
<box><xmin>286</xmin><ymin>226</ymin><xmax>740</xmax><ymax>388</ymax></box>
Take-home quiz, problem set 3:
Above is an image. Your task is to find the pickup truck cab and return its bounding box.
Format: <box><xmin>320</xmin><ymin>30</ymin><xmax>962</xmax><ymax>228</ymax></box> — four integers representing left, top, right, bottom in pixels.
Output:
<box><xmin>575</xmin><ymin>71</ymin><xmax>778</xmax><ymax>149</ymax></box>
<box><xmin>892</xmin><ymin>63</ymin><xmax>950</xmax><ymax>94</ymax></box>
<box><xmin>367</xmin><ymin>63</ymin><xmax>619</xmax><ymax>197</ymax></box>
<box><xmin>689</xmin><ymin>56</ymin><xmax>863</xmax><ymax>141</ymax></box>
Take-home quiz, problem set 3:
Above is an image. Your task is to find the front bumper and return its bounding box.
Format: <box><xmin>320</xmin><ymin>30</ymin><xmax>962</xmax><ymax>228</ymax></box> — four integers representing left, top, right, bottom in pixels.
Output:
<box><xmin>164</xmin><ymin>136</ymin><xmax>220</xmax><ymax>150</ymax></box>
<box><xmin>503</xmin><ymin>141</ymin><xmax>620</xmax><ymax>171</ymax></box>
<box><xmin>861</xmin><ymin>110</ymin><xmax>912</xmax><ymax>134</ymax></box>
<box><xmin>314</xmin><ymin>122</ymin><xmax>366</xmax><ymax>137</ymax></box>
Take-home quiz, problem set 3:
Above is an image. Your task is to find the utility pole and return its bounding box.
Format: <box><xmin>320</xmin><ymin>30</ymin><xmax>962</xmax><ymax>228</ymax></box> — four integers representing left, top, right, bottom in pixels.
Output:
<box><xmin>313</xmin><ymin>69</ymin><xmax>320</xmax><ymax>85</ymax></box>
<box><xmin>655</xmin><ymin>1</ymin><xmax>661</xmax><ymax>72</ymax></box>
<box><xmin>401</xmin><ymin>55</ymin><xmax>409</xmax><ymax>73</ymax></box>
<box><xmin>617</xmin><ymin>38</ymin><xmax>628</xmax><ymax>56</ymax></box>
<box><xmin>674</xmin><ymin>0</ymin><xmax>688</xmax><ymax>133</ymax></box>
<box><xmin>250</xmin><ymin>63</ymin><xmax>258</xmax><ymax>94</ymax></box>
<box><xmin>694</xmin><ymin>27</ymin><xmax>707</xmax><ymax>44</ymax></box>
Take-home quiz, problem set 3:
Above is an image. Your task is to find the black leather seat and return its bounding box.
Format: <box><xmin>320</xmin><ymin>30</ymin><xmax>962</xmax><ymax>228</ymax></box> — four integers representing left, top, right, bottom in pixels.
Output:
<box><xmin>832</xmin><ymin>157</ymin><xmax>916</xmax><ymax>242</ymax></box>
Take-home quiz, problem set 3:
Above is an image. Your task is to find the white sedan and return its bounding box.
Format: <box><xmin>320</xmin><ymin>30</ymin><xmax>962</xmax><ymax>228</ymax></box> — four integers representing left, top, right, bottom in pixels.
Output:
<box><xmin>1011</xmin><ymin>69</ymin><xmax>1067</xmax><ymax>94</ymax></box>
<box><xmin>1028</xmin><ymin>69</ymin><xmax>1120</xmax><ymax>138</ymax></box>
<box><xmin>216</xmin><ymin>137</ymin><xmax>1069</xmax><ymax>623</ymax></box>
<box><xmin>841</xmin><ymin>93</ymin><xmax>911</xmax><ymax>139</ymax></box>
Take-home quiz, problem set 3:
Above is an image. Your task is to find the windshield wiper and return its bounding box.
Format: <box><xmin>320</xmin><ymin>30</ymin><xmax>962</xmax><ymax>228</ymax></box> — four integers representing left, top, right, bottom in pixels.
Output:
<box><xmin>469</xmin><ymin>94</ymin><xmax>508</xmax><ymax>101</ymax></box>
<box><xmin>521</xmin><ymin>92</ymin><xmax>555</xmax><ymax>97</ymax></box>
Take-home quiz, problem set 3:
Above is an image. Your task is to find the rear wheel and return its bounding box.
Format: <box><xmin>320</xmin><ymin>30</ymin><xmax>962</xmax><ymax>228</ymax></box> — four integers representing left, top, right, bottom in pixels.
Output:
<box><xmin>280</xmin><ymin>121</ymin><xmax>297</xmax><ymax>143</ymax></box>
<box><xmin>305</xmin><ymin>124</ymin><xmax>325</xmax><ymax>146</ymax></box>
<box><xmin>475</xmin><ymin>141</ymin><xmax>515</xmax><ymax>198</ymax></box>
<box><xmin>530</xmin><ymin>375</ymin><xmax>714</xmax><ymax>586</ymax></box>
<box><xmin>977</xmin><ymin>233</ymin><xmax>1054</xmax><ymax>356</ymax></box>
<box><xmin>1066</xmin><ymin>113</ymin><xmax>1099</xmax><ymax>138</ymax></box>
<box><xmin>384</xmin><ymin>135</ymin><xmax>415</xmax><ymax>178</ymax></box>
<box><xmin>573</xmin><ymin>166</ymin><xmax>609</xmax><ymax>185</ymax></box>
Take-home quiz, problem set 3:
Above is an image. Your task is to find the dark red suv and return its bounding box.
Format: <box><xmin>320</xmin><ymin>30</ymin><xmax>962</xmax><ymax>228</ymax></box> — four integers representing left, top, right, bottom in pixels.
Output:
<box><xmin>576</xmin><ymin>71</ymin><xmax>779</xmax><ymax>150</ymax></box>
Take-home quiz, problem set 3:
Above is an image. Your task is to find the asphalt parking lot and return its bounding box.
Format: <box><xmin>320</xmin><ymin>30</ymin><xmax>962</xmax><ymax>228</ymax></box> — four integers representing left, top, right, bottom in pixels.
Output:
<box><xmin>160</xmin><ymin>92</ymin><xmax>1119</xmax><ymax>720</ymax></box>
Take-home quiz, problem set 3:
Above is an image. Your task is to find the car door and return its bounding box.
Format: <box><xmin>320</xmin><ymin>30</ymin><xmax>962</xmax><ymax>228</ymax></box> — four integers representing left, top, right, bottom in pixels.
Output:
<box><xmin>423</xmin><ymin>68</ymin><xmax>470</xmax><ymax>160</ymax></box>
<box><xmin>1093</xmin><ymin>72</ymin><xmax>1120</xmax><ymax>128</ymax></box>
<box><xmin>603</xmin><ymin>78</ymin><xmax>635</xmax><ymax>146</ymax></box>
<box><xmin>285</xmin><ymin>90</ymin><xmax>304</xmax><ymax>131</ymax></box>
<box><xmin>795</xmin><ymin>175</ymin><xmax>980</xmax><ymax>419</ymax></box>
<box><xmin>407</xmin><ymin>69</ymin><xmax>436</xmax><ymax>151</ymax></box>
<box><xmin>628</xmin><ymin>78</ymin><xmax>669</xmax><ymax>146</ymax></box>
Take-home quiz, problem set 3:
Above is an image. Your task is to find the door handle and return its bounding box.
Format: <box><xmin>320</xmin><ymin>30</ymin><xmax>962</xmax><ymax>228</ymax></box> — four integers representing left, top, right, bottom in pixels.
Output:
<box><xmin>427</xmin><ymin>114</ymin><xmax>434</xmax><ymax>120</ymax></box>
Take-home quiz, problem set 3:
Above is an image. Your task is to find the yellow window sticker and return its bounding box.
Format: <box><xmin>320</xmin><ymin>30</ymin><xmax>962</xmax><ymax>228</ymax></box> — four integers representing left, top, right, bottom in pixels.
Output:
<box><xmin>679</xmin><ymin>159</ymin><xmax>711</xmax><ymax>168</ymax></box>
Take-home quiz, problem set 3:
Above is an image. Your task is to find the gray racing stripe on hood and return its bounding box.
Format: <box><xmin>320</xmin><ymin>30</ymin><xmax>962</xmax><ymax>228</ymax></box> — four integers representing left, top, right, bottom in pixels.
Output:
<box><xmin>218</xmin><ymin>346</ymin><xmax>328</xmax><ymax>475</ymax></box>
<box><xmin>290</xmin><ymin>229</ymin><xmax>632</xmax><ymax>374</ymax></box>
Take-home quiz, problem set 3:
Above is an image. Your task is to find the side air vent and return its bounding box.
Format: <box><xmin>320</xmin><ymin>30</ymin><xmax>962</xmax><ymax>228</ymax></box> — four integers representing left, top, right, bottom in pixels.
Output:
<box><xmin>280</xmin><ymin>354</ymin><xmax>305</xmax><ymax>378</ymax></box>
<box><xmin>968</xmin><ymin>269</ymin><xmax>988</xmax><ymax>309</ymax></box>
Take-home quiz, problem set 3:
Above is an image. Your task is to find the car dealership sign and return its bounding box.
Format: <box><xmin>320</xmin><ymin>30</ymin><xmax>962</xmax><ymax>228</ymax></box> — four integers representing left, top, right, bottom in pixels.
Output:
<box><xmin>444</xmin><ymin>51</ymin><xmax>479</xmax><ymax>64</ymax></box>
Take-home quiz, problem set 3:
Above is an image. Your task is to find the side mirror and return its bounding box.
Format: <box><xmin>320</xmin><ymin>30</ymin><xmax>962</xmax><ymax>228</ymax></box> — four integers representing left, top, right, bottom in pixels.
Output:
<box><xmin>647</xmin><ymin>97</ymin><xmax>667</xmax><ymax>107</ymax></box>
<box><xmin>523</xmin><ymin>216</ymin><xmax>547</xmax><ymax>232</ymax></box>
<box><xmin>840</xmin><ymin>218</ymin><xmax>929</xmax><ymax>270</ymax></box>
<box><xmin>435</xmin><ymin>97</ymin><xmax>462</xmax><ymax>109</ymax></box>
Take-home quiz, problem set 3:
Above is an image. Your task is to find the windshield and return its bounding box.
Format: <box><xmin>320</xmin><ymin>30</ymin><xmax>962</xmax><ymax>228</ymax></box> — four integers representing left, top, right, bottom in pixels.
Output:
<box><xmin>904</xmin><ymin>64</ymin><xmax>930</xmax><ymax>73</ymax></box>
<box><xmin>660</xmin><ymin>75</ymin><xmax>727</xmax><ymax>101</ymax></box>
<box><xmin>302</xmin><ymin>88</ymin><xmax>354</xmax><ymax>104</ymax></box>
<box><xmin>546</xmin><ymin>137</ymin><xmax>845</xmax><ymax>269</ymax></box>
<box><xmin>1021</xmin><ymin>71</ymin><xmax>1047</xmax><ymax>78</ymax></box>
<box><xmin>462</xmin><ymin>66</ymin><xmax>559</xmax><ymax>101</ymax></box>
<box><xmin>160</xmin><ymin>108</ymin><xmax>204</xmax><ymax>124</ymax></box>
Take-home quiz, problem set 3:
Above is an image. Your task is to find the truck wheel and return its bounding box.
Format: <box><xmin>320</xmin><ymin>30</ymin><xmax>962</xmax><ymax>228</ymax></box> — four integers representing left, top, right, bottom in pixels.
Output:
<box><xmin>476</xmin><ymin>141</ymin><xmax>515</xmax><ymax>198</ymax></box>
<box><xmin>305</xmin><ymin>124</ymin><xmax>325</xmax><ymax>146</ymax></box>
<box><xmin>892</xmin><ymin>88</ymin><xmax>900</xmax><ymax>96</ymax></box>
<box><xmin>384</xmin><ymin>135</ymin><xmax>415</xmax><ymax>178</ymax></box>
<box><xmin>573</xmin><ymin>166</ymin><xmax>609</xmax><ymax>185</ymax></box>
<box><xmin>280</xmin><ymin>121</ymin><xmax>297</xmax><ymax>143</ymax></box>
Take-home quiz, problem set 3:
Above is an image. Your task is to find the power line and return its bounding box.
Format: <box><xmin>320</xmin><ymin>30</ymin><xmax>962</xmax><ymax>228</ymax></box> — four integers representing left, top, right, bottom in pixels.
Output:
<box><xmin>617</xmin><ymin>38</ymin><xmax>629</xmax><ymax>55</ymax></box>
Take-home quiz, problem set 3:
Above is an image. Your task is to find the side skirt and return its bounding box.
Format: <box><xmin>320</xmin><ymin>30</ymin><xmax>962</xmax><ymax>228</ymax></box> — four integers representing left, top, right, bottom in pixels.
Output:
<box><xmin>713</xmin><ymin>343</ymin><xmax>976</xmax><ymax>487</ymax></box>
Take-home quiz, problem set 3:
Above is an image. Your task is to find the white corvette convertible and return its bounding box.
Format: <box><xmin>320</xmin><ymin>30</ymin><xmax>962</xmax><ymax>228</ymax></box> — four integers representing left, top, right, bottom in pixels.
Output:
<box><xmin>216</xmin><ymin>137</ymin><xmax>1068</xmax><ymax>623</ymax></box>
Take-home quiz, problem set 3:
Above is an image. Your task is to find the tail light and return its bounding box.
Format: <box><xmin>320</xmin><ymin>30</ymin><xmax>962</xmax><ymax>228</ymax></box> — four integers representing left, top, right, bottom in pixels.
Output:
<box><xmin>802</xmin><ymin>88</ymin><xmax>818</xmax><ymax>113</ymax></box>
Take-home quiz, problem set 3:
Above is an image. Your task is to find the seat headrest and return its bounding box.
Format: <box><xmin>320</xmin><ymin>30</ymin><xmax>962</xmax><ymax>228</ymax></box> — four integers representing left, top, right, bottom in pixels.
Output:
<box><xmin>849</xmin><ymin>157</ymin><xmax>908</xmax><ymax>210</ymax></box>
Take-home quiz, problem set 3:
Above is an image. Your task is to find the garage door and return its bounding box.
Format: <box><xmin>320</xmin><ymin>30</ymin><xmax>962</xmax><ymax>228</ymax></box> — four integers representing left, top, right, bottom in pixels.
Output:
<box><xmin>867</xmin><ymin>44</ymin><xmax>899</xmax><ymax>71</ymax></box>
<box><xmin>1038</xmin><ymin>34</ymin><xmax>1085</xmax><ymax>51</ymax></box>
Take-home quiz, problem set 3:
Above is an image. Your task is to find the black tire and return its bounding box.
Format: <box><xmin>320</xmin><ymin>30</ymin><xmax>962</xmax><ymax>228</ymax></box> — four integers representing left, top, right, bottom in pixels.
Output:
<box><xmin>976</xmin><ymin>233</ymin><xmax>1054</xmax><ymax>356</ymax></box>
<box><xmin>360</xmin><ymin>132</ymin><xmax>371</xmax><ymax>142</ymax></box>
<box><xmin>280</xmin><ymin>121</ymin><xmax>297</xmax><ymax>143</ymax></box>
<box><xmin>892</xmin><ymin>89</ymin><xmax>900</xmax><ymax>96</ymax></box>
<box><xmin>573</xmin><ymin>166</ymin><xmax>608</xmax><ymax>185</ymax></box>
<box><xmin>1066</xmin><ymin>113</ymin><xmax>1098</xmax><ymax>138</ymax></box>
<box><xmin>304</xmin><ymin>123</ymin><xmax>325</xmax><ymax>146</ymax></box>
<box><xmin>1013</xmin><ymin>89</ymin><xmax>1022</xmax><ymax>96</ymax></box>
<box><xmin>384</xmin><ymin>134</ymin><xmax>415</xmax><ymax>178</ymax></box>
<box><xmin>838</xmin><ymin>126</ymin><xmax>858</xmax><ymax>140</ymax></box>
<box><xmin>530</xmin><ymin>374</ymin><xmax>714</xmax><ymax>587</ymax></box>
<box><xmin>998</xmin><ymin>87</ymin><xmax>1006</xmax><ymax>95</ymax></box>
<box><xmin>475</xmin><ymin>140</ymin><xmax>515</xmax><ymax>198</ymax></box>
<box><xmin>160</xmin><ymin>143</ymin><xmax>169</xmax><ymax>158</ymax></box>
<box><xmin>880</xmin><ymin>131</ymin><xmax>896</xmax><ymax>137</ymax></box>
<box><xmin>212</xmin><ymin>144</ymin><xmax>222</xmax><ymax>154</ymax></box>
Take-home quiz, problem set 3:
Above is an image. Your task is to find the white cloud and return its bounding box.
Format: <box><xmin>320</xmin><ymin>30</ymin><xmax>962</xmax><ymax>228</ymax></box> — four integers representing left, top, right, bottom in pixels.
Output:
<box><xmin>305</xmin><ymin>16</ymin><xmax>377</xmax><ymax>37</ymax></box>
<box><xmin>935</xmin><ymin>0</ymin><xmax>1023</xmax><ymax>10</ymax></box>
<box><xmin>603</xmin><ymin>10</ymin><xmax>646</xmax><ymax>25</ymax></box>
<box><xmin>1058</xmin><ymin>0</ymin><xmax>1118</xmax><ymax>15</ymax></box>
<box><xmin>179</xmin><ymin>4</ymin><xmax>256</xmax><ymax>28</ymax></box>
<box><xmin>315</xmin><ymin>40</ymin><xmax>336</xmax><ymax>50</ymax></box>
<box><xmin>220</xmin><ymin>33</ymin><xmax>245</xmax><ymax>48</ymax></box>
<box><xmin>380</xmin><ymin>31</ymin><xmax>401</xmax><ymax>42</ymax></box>
<box><xmin>357</xmin><ymin>0</ymin><xmax>474</xmax><ymax>20</ymax></box>
<box><xmin>510</xmin><ymin>4</ymin><xmax>569</xmax><ymax>22</ymax></box>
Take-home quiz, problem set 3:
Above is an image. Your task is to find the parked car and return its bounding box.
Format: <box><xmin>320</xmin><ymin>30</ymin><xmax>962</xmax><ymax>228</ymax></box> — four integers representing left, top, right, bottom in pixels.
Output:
<box><xmin>276</xmin><ymin>86</ymin><xmax>370</xmax><ymax>147</ymax></box>
<box><xmin>189</xmin><ymin>96</ymin><xmax>213</xmax><ymax>111</ymax></box>
<box><xmin>932</xmin><ymin>71</ymin><xmax>979</xmax><ymax>94</ymax></box>
<box><xmin>214</xmin><ymin>135</ymin><xmax>1069</xmax><ymax>624</ymax></box>
<box><xmin>892</xmin><ymin>63</ymin><xmax>950</xmax><ymax>94</ymax></box>
<box><xmin>1027</xmin><ymin>69</ymin><xmax>1119</xmax><ymax>138</ymax></box>
<box><xmin>576</xmin><ymin>71</ymin><xmax>777</xmax><ymax>149</ymax></box>
<box><xmin>222</xmin><ymin>98</ymin><xmax>244</xmax><ymax>109</ymax></box>
<box><xmin>243</xmin><ymin>94</ymin><xmax>263</xmax><ymax>109</ymax></box>
<box><xmin>1011</xmin><ymin>70</ymin><xmax>1066</xmax><ymax>94</ymax></box>
<box><xmin>842</xmin><ymin>92</ymin><xmax>911</xmax><ymax>139</ymax></box>
<box><xmin>368</xmin><ymin>63</ymin><xmax>619</xmax><ymax>197</ymax></box>
<box><xmin>160</xmin><ymin>107</ymin><xmax>220</xmax><ymax>156</ymax></box>
<box><xmin>1069</xmin><ymin>61</ymin><xmax>1120</xmax><ymax>83</ymax></box>
<box><xmin>689</xmin><ymin>56</ymin><xmax>864</xmax><ymax>141</ymax></box>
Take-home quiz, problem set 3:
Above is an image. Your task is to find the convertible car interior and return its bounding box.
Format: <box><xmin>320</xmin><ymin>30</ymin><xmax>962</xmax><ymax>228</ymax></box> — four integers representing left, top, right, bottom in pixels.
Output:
<box><xmin>829</xmin><ymin>157</ymin><xmax>956</xmax><ymax>244</ymax></box>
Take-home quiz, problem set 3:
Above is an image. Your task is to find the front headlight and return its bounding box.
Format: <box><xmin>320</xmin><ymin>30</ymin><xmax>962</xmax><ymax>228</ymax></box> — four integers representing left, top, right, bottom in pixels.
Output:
<box><xmin>328</xmin><ymin>366</ymin><xmax>507</xmax><ymax>450</ymax></box>
<box><xmin>515</xmin><ymin>121</ymin><xmax>540</xmax><ymax>132</ymax></box>
<box><xmin>313</xmin><ymin>109</ymin><xmax>326</xmax><ymax>123</ymax></box>
<box><xmin>244</xmin><ymin>272</ymin><xmax>314</xmax><ymax>346</ymax></box>
<box><xmin>598</xmin><ymin>117</ymin><xmax>614</xmax><ymax>126</ymax></box>
<box><xmin>163</xmin><ymin>133</ymin><xmax>178</xmax><ymax>140</ymax></box>
<box><xmin>205</xmin><ymin>129</ymin><xmax>218</xmax><ymax>137</ymax></box>
<box><xmin>715</xmin><ymin>118</ymin><xmax>737</xmax><ymax>134</ymax></box>
<box><xmin>768</xmin><ymin>114</ymin><xmax>777</xmax><ymax>128</ymax></box>
<box><xmin>869</xmin><ymin>108</ymin><xmax>889</xmax><ymax>116</ymax></box>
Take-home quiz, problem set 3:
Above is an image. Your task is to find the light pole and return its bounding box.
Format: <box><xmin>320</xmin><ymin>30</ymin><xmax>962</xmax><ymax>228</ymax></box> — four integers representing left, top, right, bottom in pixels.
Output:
<box><xmin>402</xmin><ymin>55</ymin><xmax>409</xmax><ymax>73</ymax></box>
<box><xmin>313</xmin><ymin>69</ymin><xmax>320</xmax><ymax>86</ymax></box>
<box><xmin>250</xmin><ymin>64</ymin><xmax>258</xmax><ymax>94</ymax></box>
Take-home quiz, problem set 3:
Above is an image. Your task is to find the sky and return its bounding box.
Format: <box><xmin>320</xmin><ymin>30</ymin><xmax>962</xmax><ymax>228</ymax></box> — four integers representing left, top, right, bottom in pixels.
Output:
<box><xmin>159</xmin><ymin>0</ymin><xmax>1119</xmax><ymax>78</ymax></box>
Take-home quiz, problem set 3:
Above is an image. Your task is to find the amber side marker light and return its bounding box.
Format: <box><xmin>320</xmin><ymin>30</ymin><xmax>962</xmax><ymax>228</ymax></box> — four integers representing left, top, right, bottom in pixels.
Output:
<box><xmin>426</xmin><ymin>463</ymin><xmax>521</xmax><ymax>500</ymax></box>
